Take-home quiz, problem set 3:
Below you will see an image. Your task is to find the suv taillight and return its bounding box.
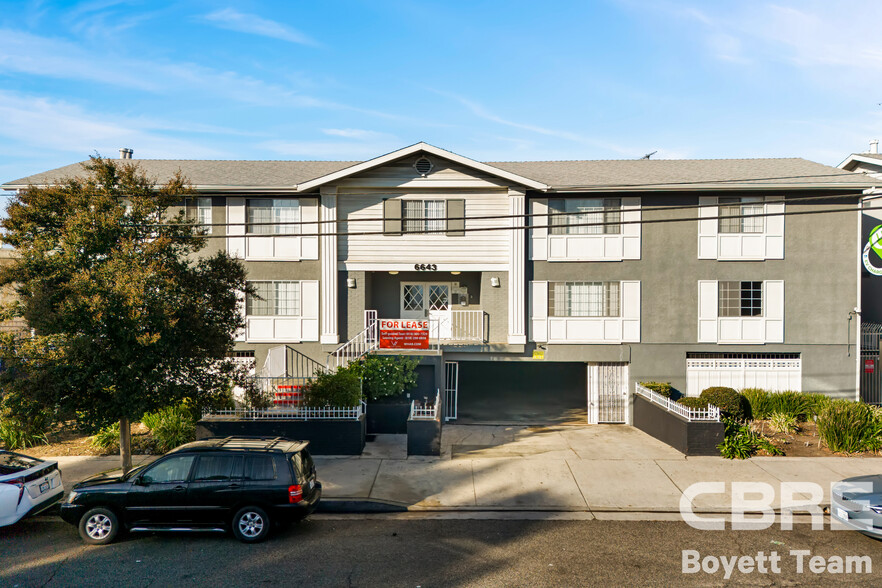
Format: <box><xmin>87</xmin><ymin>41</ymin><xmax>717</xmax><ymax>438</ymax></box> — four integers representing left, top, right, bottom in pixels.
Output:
<box><xmin>288</xmin><ymin>484</ymin><xmax>303</xmax><ymax>504</ymax></box>
<box><xmin>2</xmin><ymin>478</ymin><xmax>25</xmax><ymax>505</ymax></box>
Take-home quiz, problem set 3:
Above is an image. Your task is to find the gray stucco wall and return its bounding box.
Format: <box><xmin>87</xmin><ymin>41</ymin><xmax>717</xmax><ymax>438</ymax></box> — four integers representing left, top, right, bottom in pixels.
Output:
<box><xmin>530</xmin><ymin>192</ymin><xmax>861</xmax><ymax>397</ymax></box>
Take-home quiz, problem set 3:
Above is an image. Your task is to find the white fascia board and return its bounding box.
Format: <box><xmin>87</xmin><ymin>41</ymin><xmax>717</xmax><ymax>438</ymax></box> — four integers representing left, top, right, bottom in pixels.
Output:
<box><xmin>294</xmin><ymin>142</ymin><xmax>549</xmax><ymax>192</ymax></box>
<box><xmin>547</xmin><ymin>182</ymin><xmax>876</xmax><ymax>192</ymax></box>
<box><xmin>838</xmin><ymin>154</ymin><xmax>882</xmax><ymax>170</ymax></box>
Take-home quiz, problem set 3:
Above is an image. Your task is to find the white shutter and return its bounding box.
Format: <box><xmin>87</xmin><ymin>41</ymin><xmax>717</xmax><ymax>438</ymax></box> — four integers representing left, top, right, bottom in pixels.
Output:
<box><xmin>697</xmin><ymin>280</ymin><xmax>718</xmax><ymax>343</ymax></box>
<box><xmin>765</xmin><ymin>198</ymin><xmax>785</xmax><ymax>259</ymax></box>
<box><xmin>764</xmin><ymin>280</ymin><xmax>784</xmax><ymax>343</ymax></box>
<box><xmin>621</xmin><ymin>197</ymin><xmax>641</xmax><ymax>260</ymax></box>
<box><xmin>301</xmin><ymin>198</ymin><xmax>319</xmax><ymax>259</ymax></box>
<box><xmin>227</xmin><ymin>197</ymin><xmax>246</xmax><ymax>258</ymax></box>
<box><xmin>621</xmin><ymin>280</ymin><xmax>641</xmax><ymax>342</ymax></box>
<box><xmin>697</xmin><ymin>196</ymin><xmax>717</xmax><ymax>259</ymax></box>
<box><xmin>530</xmin><ymin>281</ymin><xmax>548</xmax><ymax>342</ymax></box>
<box><xmin>301</xmin><ymin>280</ymin><xmax>319</xmax><ymax>341</ymax></box>
<box><xmin>530</xmin><ymin>199</ymin><xmax>548</xmax><ymax>261</ymax></box>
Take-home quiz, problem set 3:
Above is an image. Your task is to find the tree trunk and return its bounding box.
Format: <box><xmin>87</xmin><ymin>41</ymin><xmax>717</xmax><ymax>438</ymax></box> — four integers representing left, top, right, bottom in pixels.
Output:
<box><xmin>119</xmin><ymin>417</ymin><xmax>132</xmax><ymax>474</ymax></box>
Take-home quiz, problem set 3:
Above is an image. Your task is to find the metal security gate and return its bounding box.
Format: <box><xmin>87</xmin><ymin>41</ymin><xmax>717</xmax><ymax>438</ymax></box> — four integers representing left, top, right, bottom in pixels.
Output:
<box><xmin>587</xmin><ymin>363</ymin><xmax>629</xmax><ymax>424</ymax></box>
<box><xmin>862</xmin><ymin>323</ymin><xmax>882</xmax><ymax>405</ymax></box>
<box><xmin>444</xmin><ymin>361</ymin><xmax>458</xmax><ymax>421</ymax></box>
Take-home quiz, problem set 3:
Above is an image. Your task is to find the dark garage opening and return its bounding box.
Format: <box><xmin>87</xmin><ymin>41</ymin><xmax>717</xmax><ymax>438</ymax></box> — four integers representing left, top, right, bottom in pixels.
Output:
<box><xmin>456</xmin><ymin>361</ymin><xmax>587</xmax><ymax>424</ymax></box>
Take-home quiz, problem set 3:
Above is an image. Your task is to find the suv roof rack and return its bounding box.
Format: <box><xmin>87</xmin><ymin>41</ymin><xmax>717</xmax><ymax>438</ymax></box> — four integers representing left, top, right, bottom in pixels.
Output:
<box><xmin>199</xmin><ymin>436</ymin><xmax>301</xmax><ymax>453</ymax></box>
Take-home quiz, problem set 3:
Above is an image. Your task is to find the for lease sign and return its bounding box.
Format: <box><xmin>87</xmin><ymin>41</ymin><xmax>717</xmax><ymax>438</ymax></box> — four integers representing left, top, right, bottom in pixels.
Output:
<box><xmin>379</xmin><ymin>319</ymin><xmax>429</xmax><ymax>349</ymax></box>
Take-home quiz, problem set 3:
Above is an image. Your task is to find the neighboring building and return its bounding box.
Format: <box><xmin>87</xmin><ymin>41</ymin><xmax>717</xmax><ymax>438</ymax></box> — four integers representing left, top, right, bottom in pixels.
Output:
<box><xmin>0</xmin><ymin>248</ymin><xmax>28</xmax><ymax>334</ymax></box>
<box><xmin>3</xmin><ymin>143</ymin><xmax>875</xmax><ymax>422</ymax></box>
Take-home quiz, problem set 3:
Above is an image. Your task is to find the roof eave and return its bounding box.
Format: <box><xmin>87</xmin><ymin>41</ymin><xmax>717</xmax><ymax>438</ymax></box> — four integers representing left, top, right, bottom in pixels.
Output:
<box><xmin>294</xmin><ymin>142</ymin><xmax>549</xmax><ymax>192</ymax></box>
<box><xmin>545</xmin><ymin>182</ymin><xmax>876</xmax><ymax>193</ymax></box>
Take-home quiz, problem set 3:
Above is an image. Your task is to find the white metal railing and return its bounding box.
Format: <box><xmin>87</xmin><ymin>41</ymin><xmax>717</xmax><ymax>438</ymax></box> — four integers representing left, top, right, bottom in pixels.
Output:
<box><xmin>204</xmin><ymin>401</ymin><xmax>365</xmax><ymax>421</ymax></box>
<box><xmin>328</xmin><ymin>321</ymin><xmax>379</xmax><ymax>370</ymax></box>
<box><xmin>437</xmin><ymin>310</ymin><xmax>485</xmax><ymax>344</ymax></box>
<box><xmin>634</xmin><ymin>384</ymin><xmax>720</xmax><ymax>422</ymax></box>
<box><xmin>410</xmin><ymin>391</ymin><xmax>440</xmax><ymax>420</ymax></box>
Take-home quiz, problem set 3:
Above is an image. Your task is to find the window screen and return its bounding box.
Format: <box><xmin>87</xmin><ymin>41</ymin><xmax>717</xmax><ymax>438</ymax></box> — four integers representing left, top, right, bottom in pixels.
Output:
<box><xmin>549</xmin><ymin>198</ymin><xmax>621</xmax><ymax>235</ymax></box>
<box><xmin>247</xmin><ymin>199</ymin><xmax>300</xmax><ymax>235</ymax></box>
<box><xmin>246</xmin><ymin>281</ymin><xmax>301</xmax><ymax>316</ymax></box>
<box><xmin>549</xmin><ymin>282</ymin><xmax>620</xmax><ymax>317</ymax></box>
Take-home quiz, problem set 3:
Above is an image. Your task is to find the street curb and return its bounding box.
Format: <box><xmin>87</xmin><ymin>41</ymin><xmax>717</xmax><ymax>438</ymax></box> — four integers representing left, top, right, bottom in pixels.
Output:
<box><xmin>317</xmin><ymin>498</ymin><xmax>409</xmax><ymax>514</ymax></box>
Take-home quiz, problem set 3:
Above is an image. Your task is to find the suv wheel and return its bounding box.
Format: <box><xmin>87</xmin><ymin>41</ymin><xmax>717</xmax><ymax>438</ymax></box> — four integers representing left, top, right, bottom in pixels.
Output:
<box><xmin>79</xmin><ymin>507</ymin><xmax>120</xmax><ymax>545</ymax></box>
<box><xmin>232</xmin><ymin>506</ymin><xmax>270</xmax><ymax>543</ymax></box>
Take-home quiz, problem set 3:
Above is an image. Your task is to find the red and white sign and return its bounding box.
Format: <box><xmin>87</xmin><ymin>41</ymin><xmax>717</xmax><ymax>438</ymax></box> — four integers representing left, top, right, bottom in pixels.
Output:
<box><xmin>865</xmin><ymin>359</ymin><xmax>876</xmax><ymax>374</ymax></box>
<box><xmin>379</xmin><ymin>319</ymin><xmax>429</xmax><ymax>349</ymax></box>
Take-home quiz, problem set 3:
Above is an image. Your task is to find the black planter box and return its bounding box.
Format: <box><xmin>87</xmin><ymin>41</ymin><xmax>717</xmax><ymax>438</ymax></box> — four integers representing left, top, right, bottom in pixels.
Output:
<box><xmin>633</xmin><ymin>395</ymin><xmax>724</xmax><ymax>456</ymax></box>
<box><xmin>196</xmin><ymin>415</ymin><xmax>366</xmax><ymax>455</ymax></box>
<box><xmin>407</xmin><ymin>417</ymin><xmax>441</xmax><ymax>456</ymax></box>
<box><xmin>366</xmin><ymin>402</ymin><xmax>410</xmax><ymax>434</ymax></box>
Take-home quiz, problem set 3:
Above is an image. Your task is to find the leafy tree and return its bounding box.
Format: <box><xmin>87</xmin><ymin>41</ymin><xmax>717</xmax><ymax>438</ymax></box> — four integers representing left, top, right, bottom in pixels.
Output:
<box><xmin>0</xmin><ymin>157</ymin><xmax>250</xmax><ymax>471</ymax></box>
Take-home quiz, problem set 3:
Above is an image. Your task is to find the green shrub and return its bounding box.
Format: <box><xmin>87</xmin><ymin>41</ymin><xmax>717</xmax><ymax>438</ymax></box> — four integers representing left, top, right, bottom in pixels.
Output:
<box><xmin>301</xmin><ymin>367</ymin><xmax>362</xmax><ymax>408</ymax></box>
<box><xmin>0</xmin><ymin>409</ymin><xmax>52</xmax><ymax>450</ymax></box>
<box><xmin>817</xmin><ymin>400</ymin><xmax>882</xmax><ymax>454</ymax></box>
<box><xmin>90</xmin><ymin>421</ymin><xmax>120</xmax><ymax>451</ymax></box>
<box><xmin>768</xmin><ymin>412</ymin><xmax>799</xmax><ymax>434</ymax></box>
<box><xmin>700</xmin><ymin>387</ymin><xmax>750</xmax><ymax>421</ymax></box>
<box><xmin>741</xmin><ymin>388</ymin><xmax>772</xmax><ymax>419</ymax></box>
<box><xmin>718</xmin><ymin>417</ymin><xmax>783</xmax><ymax>459</ymax></box>
<box><xmin>640</xmin><ymin>382</ymin><xmax>674</xmax><ymax>398</ymax></box>
<box><xmin>348</xmin><ymin>355</ymin><xmax>420</xmax><ymax>401</ymax></box>
<box><xmin>141</xmin><ymin>404</ymin><xmax>196</xmax><ymax>452</ymax></box>
<box><xmin>677</xmin><ymin>397</ymin><xmax>709</xmax><ymax>409</ymax></box>
<box><xmin>802</xmin><ymin>393</ymin><xmax>833</xmax><ymax>420</ymax></box>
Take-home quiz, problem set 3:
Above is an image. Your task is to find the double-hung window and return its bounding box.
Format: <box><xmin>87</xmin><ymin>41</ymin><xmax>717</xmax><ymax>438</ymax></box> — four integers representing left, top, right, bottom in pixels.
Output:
<box><xmin>246</xmin><ymin>199</ymin><xmax>300</xmax><ymax>235</ymax></box>
<box><xmin>718</xmin><ymin>281</ymin><xmax>762</xmax><ymax>317</ymax></box>
<box><xmin>246</xmin><ymin>281</ymin><xmax>301</xmax><ymax>316</ymax></box>
<box><xmin>403</xmin><ymin>200</ymin><xmax>445</xmax><ymax>234</ymax></box>
<box><xmin>186</xmin><ymin>197</ymin><xmax>212</xmax><ymax>234</ymax></box>
<box><xmin>549</xmin><ymin>198</ymin><xmax>621</xmax><ymax>235</ymax></box>
<box><xmin>718</xmin><ymin>197</ymin><xmax>764</xmax><ymax>234</ymax></box>
<box><xmin>549</xmin><ymin>282</ymin><xmax>620</xmax><ymax>317</ymax></box>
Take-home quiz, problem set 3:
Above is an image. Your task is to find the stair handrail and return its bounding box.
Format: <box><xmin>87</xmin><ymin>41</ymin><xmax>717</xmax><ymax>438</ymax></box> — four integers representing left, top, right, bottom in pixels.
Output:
<box><xmin>327</xmin><ymin>320</ymin><xmax>379</xmax><ymax>371</ymax></box>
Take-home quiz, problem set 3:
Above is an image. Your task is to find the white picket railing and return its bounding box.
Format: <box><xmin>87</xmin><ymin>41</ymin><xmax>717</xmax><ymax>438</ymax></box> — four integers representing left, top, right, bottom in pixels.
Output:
<box><xmin>204</xmin><ymin>401</ymin><xmax>365</xmax><ymax>421</ymax></box>
<box><xmin>410</xmin><ymin>391</ymin><xmax>440</xmax><ymax>420</ymax></box>
<box><xmin>437</xmin><ymin>310</ymin><xmax>485</xmax><ymax>344</ymax></box>
<box><xmin>634</xmin><ymin>384</ymin><xmax>720</xmax><ymax>422</ymax></box>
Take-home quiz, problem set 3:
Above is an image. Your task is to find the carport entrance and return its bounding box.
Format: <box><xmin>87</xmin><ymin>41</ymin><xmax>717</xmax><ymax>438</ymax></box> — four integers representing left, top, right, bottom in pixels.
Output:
<box><xmin>455</xmin><ymin>361</ymin><xmax>586</xmax><ymax>424</ymax></box>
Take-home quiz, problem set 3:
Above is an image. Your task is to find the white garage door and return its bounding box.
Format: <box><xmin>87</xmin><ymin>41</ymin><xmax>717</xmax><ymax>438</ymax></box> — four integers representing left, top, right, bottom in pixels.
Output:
<box><xmin>686</xmin><ymin>353</ymin><xmax>801</xmax><ymax>397</ymax></box>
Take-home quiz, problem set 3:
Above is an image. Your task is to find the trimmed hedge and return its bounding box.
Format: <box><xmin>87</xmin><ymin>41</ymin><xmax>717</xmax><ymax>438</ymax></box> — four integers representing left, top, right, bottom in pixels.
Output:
<box><xmin>700</xmin><ymin>387</ymin><xmax>750</xmax><ymax>422</ymax></box>
<box><xmin>639</xmin><ymin>381</ymin><xmax>674</xmax><ymax>398</ymax></box>
<box><xmin>677</xmin><ymin>397</ymin><xmax>709</xmax><ymax>410</ymax></box>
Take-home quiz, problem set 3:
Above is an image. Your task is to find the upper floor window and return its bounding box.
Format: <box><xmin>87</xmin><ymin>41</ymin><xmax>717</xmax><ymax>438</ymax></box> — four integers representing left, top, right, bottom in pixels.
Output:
<box><xmin>186</xmin><ymin>197</ymin><xmax>212</xmax><ymax>234</ymax></box>
<box><xmin>549</xmin><ymin>198</ymin><xmax>621</xmax><ymax>235</ymax></box>
<box><xmin>719</xmin><ymin>281</ymin><xmax>762</xmax><ymax>317</ymax></box>
<box><xmin>549</xmin><ymin>281</ymin><xmax>620</xmax><ymax>317</ymax></box>
<box><xmin>718</xmin><ymin>197</ymin><xmax>763</xmax><ymax>234</ymax></box>
<box><xmin>403</xmin><ymin>200</ymin><xmax>445</xmax><ymax>234</ymax></box>
<box><xmin>246</xmin><ymin>281</ymin><xmax>301</xmax><ymax>316</ymax></box>
<box><xmin>247</xmin><ymin>199</ymin><xmax>299</xmax><ymax>235</ymax></box>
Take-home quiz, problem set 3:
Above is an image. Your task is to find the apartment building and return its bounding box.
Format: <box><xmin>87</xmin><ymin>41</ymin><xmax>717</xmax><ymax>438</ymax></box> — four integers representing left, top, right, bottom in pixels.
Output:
<box><xmin>4</xmin><ymin>143</ymin><xmax>875</xmax><ymax>423</ymax></box>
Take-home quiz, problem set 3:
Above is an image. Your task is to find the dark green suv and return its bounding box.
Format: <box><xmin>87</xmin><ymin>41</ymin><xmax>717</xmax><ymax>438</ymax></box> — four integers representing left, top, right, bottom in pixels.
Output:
<box><xmin>60</xmin><ymin>436</ymin><xmax>321</xmax><ymax>544</ymax></box>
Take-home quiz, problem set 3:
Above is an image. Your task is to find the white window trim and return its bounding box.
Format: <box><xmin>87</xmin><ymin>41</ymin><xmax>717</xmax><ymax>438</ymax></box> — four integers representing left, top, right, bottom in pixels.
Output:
<box><xmin>226</xmin><ymin>197</ymin><xmax>319</xmax><ymax>261</ymax></box>
<box><xmin>531</xmin><ymin>280</ymin><xmax>640</xmax><ymax>344</ymax></box>
<box><xmin>244</xmin><ymin>280</ymin><xmax>319</xmax><ymax>342</ymax></box>
<box><xmin>532</xmin><ymin>197</ymin><xmax>641</xmax><ymax>262</ymax></box>
<box><xmin>697</xmin><ymin>196</ymin><xmax>785</xmax><ymax>261</ymax></box>
<box><xmin>697</xmin><ymin>279</ymin><xmax>784</xmax><ymax>344</ymax></box>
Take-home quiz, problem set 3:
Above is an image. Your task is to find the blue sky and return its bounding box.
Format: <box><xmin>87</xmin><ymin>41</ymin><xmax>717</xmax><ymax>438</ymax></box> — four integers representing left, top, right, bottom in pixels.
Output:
<box><xmin>0</xmin><ymin>0</ymin><xmax>880</xmax><ymax>183</ymax></box>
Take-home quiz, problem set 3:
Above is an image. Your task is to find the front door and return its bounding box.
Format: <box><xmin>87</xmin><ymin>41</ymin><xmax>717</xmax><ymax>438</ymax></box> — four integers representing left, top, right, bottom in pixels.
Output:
<box><xmin>401</xmin><ymin>283</ymin><xmax>452</xmax><ymax>339</ymax></box>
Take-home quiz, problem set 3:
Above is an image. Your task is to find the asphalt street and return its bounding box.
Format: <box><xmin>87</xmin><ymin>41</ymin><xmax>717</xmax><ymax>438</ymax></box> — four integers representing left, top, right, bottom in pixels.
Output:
<box><xmin>4</xmin><ymin>513</ymin><xmax>882</xmax><ymax>587</ymax></box>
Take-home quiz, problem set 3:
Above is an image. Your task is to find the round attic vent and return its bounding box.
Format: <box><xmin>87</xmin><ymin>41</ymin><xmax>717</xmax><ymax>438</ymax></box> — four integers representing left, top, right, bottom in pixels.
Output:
<box><xmin>414</xmin><ymin>157</ymin><xmax>433</xmax><ymax>176</ymax></box>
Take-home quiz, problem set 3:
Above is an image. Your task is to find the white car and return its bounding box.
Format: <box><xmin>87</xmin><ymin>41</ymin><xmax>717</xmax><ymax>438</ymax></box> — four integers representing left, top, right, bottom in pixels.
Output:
<box><xmin>0</xmin><ymin>450</ymin><xmax>64</xmax><ymax>527</ymax></box>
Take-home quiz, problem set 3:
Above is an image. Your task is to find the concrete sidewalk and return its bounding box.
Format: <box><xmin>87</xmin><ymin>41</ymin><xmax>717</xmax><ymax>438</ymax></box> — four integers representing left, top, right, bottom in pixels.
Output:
<box><xmin>45</xmin><ymin>425</ymin><xmax>882</xmax><ymax>514</ymax></box>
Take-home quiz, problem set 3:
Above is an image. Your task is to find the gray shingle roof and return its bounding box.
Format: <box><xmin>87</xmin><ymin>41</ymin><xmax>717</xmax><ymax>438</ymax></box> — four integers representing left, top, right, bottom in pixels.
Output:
<box><xmin>3</xmin><ymin>155</ymin><xmax>875</xmax><ymax>191</ymax></box>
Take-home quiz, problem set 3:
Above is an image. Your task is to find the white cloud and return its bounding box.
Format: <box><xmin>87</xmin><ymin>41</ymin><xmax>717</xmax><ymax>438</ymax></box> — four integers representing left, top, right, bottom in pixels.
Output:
<box><xmin>321</xmin><ymin>128</ymin><xmax>386</xmax><ymax>140</ymax></box>
<box><xmin>202</xmin><ymin>8</ymin><xmax>317</xmax><ymax>47</ymax></box>
<box><xmin>259</xmin><ymin>140</ymin><xmax>401</xmax><ymax>159</ymax></box>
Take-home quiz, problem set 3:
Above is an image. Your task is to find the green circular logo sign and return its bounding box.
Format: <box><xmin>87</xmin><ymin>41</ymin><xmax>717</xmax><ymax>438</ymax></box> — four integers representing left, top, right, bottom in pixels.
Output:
<box><xmin>864</xmin><ymin>224</ymin><xmax>882</xmax><ymax>276</ymax></box>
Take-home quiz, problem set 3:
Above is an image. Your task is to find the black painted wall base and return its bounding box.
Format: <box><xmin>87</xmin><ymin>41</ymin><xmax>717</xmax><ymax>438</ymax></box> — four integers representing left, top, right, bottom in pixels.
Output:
<box><xmin>196</xmin><ymin>416</ymin><xmax>366</xmax><ymax>455</ymax></box>
<box><xmin>632</xmin><ymin>395</ymin><xmax>725</xmax><ymax>456</ymax></box>
<box><xmin>407</xmin><ymin>418</ymin><xmax>441</xmax><ymax>456</ymax></box>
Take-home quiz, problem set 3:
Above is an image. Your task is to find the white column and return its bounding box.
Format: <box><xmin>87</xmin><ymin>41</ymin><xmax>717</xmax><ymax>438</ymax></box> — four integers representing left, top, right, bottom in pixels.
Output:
<box><xmin>320</xmin><ymin>187</ymin><xmax>339</xmax><ymax>344</ymax></box>
<box><xmin>508</xmin><ymin>188</ymin><xmax>527</xmax><ymax>344</ymax></box>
